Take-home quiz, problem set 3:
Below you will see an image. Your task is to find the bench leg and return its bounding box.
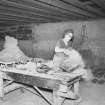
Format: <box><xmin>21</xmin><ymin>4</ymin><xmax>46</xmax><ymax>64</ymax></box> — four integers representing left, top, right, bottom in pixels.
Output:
<box><xmin>0</xmin><ymin>71</ymin><xmax>4</xmax><ymax>101</ymax></box>
<box><xmin>73</xmin><ymin>81</ymin><xmax>80</xmax><ymax>95</ymax></box>
<box><xmin>33</xmin><ymin>86</ymin><xmax>53</xmax><ymax>105</ymax></box>
<box><xmin>53</xmin><ymin>90</ymin><xmax>65</xmax><ymax>105</ymax></box>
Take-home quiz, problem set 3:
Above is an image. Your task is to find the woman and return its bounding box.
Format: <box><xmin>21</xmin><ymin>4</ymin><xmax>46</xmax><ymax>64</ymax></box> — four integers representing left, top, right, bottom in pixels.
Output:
<box><xmin>53</xmin><ymin>29</ymin><xmax>87</xmax><ymax>102</ymax></box>
<box><xmin>53</xmin><ymin>29</ymin><xmax>74</xmax><ymax>69</ymax></box>
<box><xmin>53</xmin><ymin>29</ymin><xmax>86</xmax><ymax>72</ymax></box>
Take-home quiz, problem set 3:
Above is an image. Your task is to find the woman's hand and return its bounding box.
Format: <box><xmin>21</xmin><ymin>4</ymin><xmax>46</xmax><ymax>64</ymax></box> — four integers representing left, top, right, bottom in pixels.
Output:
<box><xmin>64</xmin><ymin>49</ymin><xmax>70</xmax><ymax>55</ymax></box>
<box><xmin>55</xmin><ymin>46</ymin><xmax>65</xmax><ymax>53</ymax></box>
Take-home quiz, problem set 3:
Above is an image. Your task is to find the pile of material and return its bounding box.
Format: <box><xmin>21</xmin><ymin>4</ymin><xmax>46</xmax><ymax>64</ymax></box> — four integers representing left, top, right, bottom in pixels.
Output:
<box><xmin>0</xmin><ymin>36</ymin><xmax>29</xmax><ymax>63</ymax></box>
<box><xmin>60</xmin><ymin>49</ymin><xmax>85</xmax><ymax>73</ymax></box>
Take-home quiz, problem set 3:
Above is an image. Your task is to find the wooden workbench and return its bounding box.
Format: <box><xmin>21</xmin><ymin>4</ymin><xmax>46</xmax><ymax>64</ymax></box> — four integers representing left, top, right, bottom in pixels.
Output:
<box><xmin>0</xmin><ymin>67</ymin><xmax>81</xmax><ymax>105</ymax></box>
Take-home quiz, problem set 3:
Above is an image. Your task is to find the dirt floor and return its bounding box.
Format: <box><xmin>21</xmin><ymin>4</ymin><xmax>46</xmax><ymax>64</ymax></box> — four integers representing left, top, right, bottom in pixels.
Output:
<box><xmin>0</xmin><ymin>81</ymin><xmax>105</xmax><ymax>105</ymax></box>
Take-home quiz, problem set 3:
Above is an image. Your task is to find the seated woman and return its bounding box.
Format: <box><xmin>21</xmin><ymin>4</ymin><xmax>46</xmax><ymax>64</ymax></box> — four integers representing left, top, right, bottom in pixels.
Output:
<box><xmin>53</xmin><ymin>29</ymin><xmax>88</xmax><ymax>102</ymax></box>
<box><xmin>53</xmin><ymin>29</ymin><xmax>74</xmax><ymax>69</ymax></box>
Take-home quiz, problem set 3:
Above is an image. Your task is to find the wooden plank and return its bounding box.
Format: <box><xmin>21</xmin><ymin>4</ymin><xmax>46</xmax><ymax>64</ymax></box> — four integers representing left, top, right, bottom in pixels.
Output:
<box><xmin>0</xmin><ymin>23</ymin><xmax>30</xmax><ymax>27</ymax></box>
<box><xmin>0</xmin><ymin>0</ymin><xmax>82</xmax><ymax>19</ymax></box>
<box><xmin>2</xmin><ymin>72</ymin><xmax>61</xmax><ymax>90</ymax></box>
<box><xmin>0</xmin><ymin>23</ymin><xmax>31</xmax><ymax>28</ymax></box>
<box><xmin>4</xmin><ymin>83</ymin><xmax>22</xmax><ymax>94</ymax></box>
<box><xmin>0</xmin><ymin>23</ymin><xmax>17</xmax><ymax>27</ymax></box>
<box><xmin>0</xmin><ymin>19</ymin><xmax>34</xmax><ymax>23</ymax></box>
<box><xmin>0</xmin><ymin>67</ymin><xmax>75</xmax><ymax>81</ymax></box>
<box><xmin>53</xmin><ymin>90</ymin><xmax>65</xmax><ymax>105</ymax></box>
<box><xmin>3</xmin><ymin>0</ymin><xmax>70</xmax><ymax>16</ymax></box>
<box><xmin>0</xmin><ymin>0</ymin><xmax>85</xmax><ymax>20</ymax></box>
<box><xmin>0</xmin><ymin>13</ymin><xmax>63</xmax><ymax>23</ymax></box>
<box><xmin>0</xmin><ymin>68</ymin><xmax>60</xmax><ymax>80</ymax></box>
<box><xmin>0</xmin><ymin>0</ymin><xmax>93</xmax><ymax>19</ymax></box>
<box><xmin>0</xmin><ymin>21</ymin><xmax>38</xmax><ymax>26</ymax></box>
<box><xmin>0</xmin><ymin>6</ymin><xmax>70</xmax><ymax>21</ymax></box>
<box><xmin>0</xmin><ymin>21</ymin><xmax>34</xmax><ymax>27</ymax></box>
<box><xmin>24</xmin><ymin>0</ymin><xmax>95</xmax><ymax>17</ymax></box>
<box><xmin>0</xmin><ymin>10</ymin><xmax>64</xmax><ymax>22</ymax></box>
<box><xmin>33</xmin><ymin>86</ymin><xmax>53</xmax><ymax>105</ymax></box>
<box><xmin>35</xmin><ymin>0</ymin><xmax>98</xmax><ymax>18</ymax></box>
<box><xmin>4</xmin><ymin>0</ymin><xmax>90</xmax><ymax>18</ymax></box>
<box><xmin>0</xmin><ymin>18</ymin><xmax>53</xmax><ymax>27</ymax></box>
<box><xmin>61</xmin><ymin>0</ymin><xmax>105</xmax><ymax>17</ymax></box>
<box><xmin>91</xmin><ymin>0</ymin><xmax>105</xmax><ymax>11</ymax></box>
<box><xmin>0</xmin><ymin>71</ymin><xmax>4</xmax><ymax>98</ymax></box>
<box><xmin>0</xmin><ymin>16</ymin><xmax>61</xmax><ymax>24</ymax></box>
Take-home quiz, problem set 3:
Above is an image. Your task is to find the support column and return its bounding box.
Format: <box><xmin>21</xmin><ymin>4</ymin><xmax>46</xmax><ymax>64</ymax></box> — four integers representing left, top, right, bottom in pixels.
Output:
<box><xmin>53</xmin><ymin>90</ymin><xmax>65</xmax><ymax>105</ymax></box>
<box><xmin>0</xmin><ymin>71</ymin><xmax>4</xmax><ymax>101</ymax></box>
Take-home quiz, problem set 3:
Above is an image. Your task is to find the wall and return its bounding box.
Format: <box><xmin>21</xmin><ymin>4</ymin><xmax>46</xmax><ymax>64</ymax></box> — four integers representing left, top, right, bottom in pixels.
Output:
<box><xmin>32</xmin><ymin>21</ymin><xmax>85</xmax><ymax>59</ymax></box>
<box><xmin>18</xmin><ymin>40</ymin><xmax>33</xmax><ymax>57</ymax></box>
<box><xmin>0</xmin><ymin>25</ymin><xmax>32</xmax><ymax>40</ymax></box>
<box><xmin>84</xmin><ymin>20</ymin><xmax>105</xmax><ymax>57</ymax></box>
<box><xmin>32</xmin><ymin>19</ymin><xmax>105</xmax><ymax>59</ymax></box>
<box><xmin>0</xmin><ymin>19</ymin><xmax>105</xmax><ymax>60</ymax></box>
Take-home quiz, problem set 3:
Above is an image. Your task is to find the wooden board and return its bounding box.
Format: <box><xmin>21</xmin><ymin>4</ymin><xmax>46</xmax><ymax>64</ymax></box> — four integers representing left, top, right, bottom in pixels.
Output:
<box><xmin>0</xmin><ymin>67</ymin><xmax>81</xmax><ymax>90</ymax></box>
<box><xmin>6</xmin><ymin>72</ymin><xmax>60</xmax><ymax>90</ymax></box>
<box><xmin>0</xmin><ymin>68</ymin><xmax>62</xmax><ymax>90</ymax></box>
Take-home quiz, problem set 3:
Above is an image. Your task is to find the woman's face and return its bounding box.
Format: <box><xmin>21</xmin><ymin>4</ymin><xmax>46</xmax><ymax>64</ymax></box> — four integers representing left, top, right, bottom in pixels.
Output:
<box><xmin>64</xmin><ymin>32</ymin><xmax>73</xmax><ymax>42</ymax></box>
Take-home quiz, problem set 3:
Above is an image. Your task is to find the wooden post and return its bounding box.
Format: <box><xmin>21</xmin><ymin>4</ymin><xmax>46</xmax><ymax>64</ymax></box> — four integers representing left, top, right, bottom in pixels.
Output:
<box><xmin>33</xmin><ymin>86</ymin><xmax>53</xmax><ymax>105</ymax></box>
<box><xmin>4</xmin><ymin>83</ymin><xmax>22</xmax><ymax>94</ymax></box>
<box><xmin>53</xmin><ymin>90</ymin><xmax>65</xmax><ymax>105</ymax></box>
<box><xmin>0</xmin><ymin>71</ymin><xmax>4</xmax><ymax>101</ymax></box>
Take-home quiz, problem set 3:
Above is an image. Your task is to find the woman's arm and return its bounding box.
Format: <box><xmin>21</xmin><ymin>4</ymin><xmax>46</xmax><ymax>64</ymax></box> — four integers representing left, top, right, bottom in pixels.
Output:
<box><xmin>55</xmin><ymin>39</ymin><xmax>71</xmax><ymax>55</ymax></box>
<box><xmin>55</xmin><ymin>46</ymin><xmax>65</xmax><ymax>53</ymax></box>
<box><xmin>55</xmin><ymin>46</ymin><xmax>71</xmax><ymax>56</ymax></box>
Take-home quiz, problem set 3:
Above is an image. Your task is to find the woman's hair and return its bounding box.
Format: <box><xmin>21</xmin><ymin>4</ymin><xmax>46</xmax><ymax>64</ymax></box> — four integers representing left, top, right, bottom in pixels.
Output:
<box><xmin>62</xmin><ymin>29</ymin><xmax>74</xmax><ymax>42</ymax></box>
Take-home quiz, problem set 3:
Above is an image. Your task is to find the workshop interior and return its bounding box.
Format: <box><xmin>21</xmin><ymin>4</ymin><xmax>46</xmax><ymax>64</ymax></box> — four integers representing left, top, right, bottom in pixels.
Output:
<box><xmin>0</xmin><ymin>0</ymin><xmax>105</xmax><ymax>105</ymax></box>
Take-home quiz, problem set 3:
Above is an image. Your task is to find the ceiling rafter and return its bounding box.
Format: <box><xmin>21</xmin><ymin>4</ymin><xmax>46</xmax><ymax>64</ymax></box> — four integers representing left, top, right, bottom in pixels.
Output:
<box><xmin>59</xmin><ymin>0</ymin><xmax>105</xmax><ymax>17</ymax></box>
<box><xmin>0</xmin><ymin>23</ymin><xmax>18</xmax><ymax>27</ymax></box>
<box><xmin>0</xmin><ymin>6</ymin><xmax>70</xmax><ymax>20</ymax></box>
<box><xmin>0</xmin><ymin>22</ymin><xmax>34</xmax><ymax>28</ymax></box>
<box><xmin>34</xmin><ymin>0</ymin><xmax>99</xmax><ymax>18</ymax></box>
<box><xmin>0</xmin><ymin>14</ymin><xmax>60</xmax><ymax>23</ymax></box>
<box><xmin>0</xmin><ymin>22</ymin><xmax>30</xmax><ymax>26</ymax></box>
<box><xmin>0</xmin><ymin>19</ymin><xmax>46</xmax><ymax>24</ymax></box>
<box><xmin>0</xmin><ymin>5</ymin><xmax>83</xmax><ymax>21</ymax></box>
<box><xmin>0</xmin><ymin>10</ymin><xmax>88</xmax><ymax>23</ymax></box>
<box><xmin>22</xmin><ymin>0</ymin><xmax>93</xmax><ymax>18</ymax></box>
<box><xmin>0</xmin><ymin>11</ymin><xmax>63</xmax><ymax>22</ymax></box>
<box><xmin>91</xmin><ymin>0</ymin><xmax>105</xmax><ymax>11</ymax></box>
<box><xmin>0</xmin><ymin>9</ymin><xmax>69</xmax><ymax>21</ymax></box>
<box><xmin>1</xmin><ymin>0</ymin><xmax>95</xmax><ymax>19</ymax></box>
<box><xmin>7</xmin><ymin>0</ymin><xmax>71</xmax><ymax>16</ymax></box>
<box><xmin>0</xmin><ymin>19</ymin><xmax>32</xmax><ymax>27</ymax></box>
<box><xmin>0</xmin><ymin>19</ymin><xmax>54</xmax><ymax>28</ymax></box>
<box><xmin>0</xmin><ymin>23</ymin><xmax>32</xmax><ymax>29</ymax></box>
<box><xmin>0</xmin><ymin>0</ymin><xmax>90</xmax><ymax>19</ymax></box>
